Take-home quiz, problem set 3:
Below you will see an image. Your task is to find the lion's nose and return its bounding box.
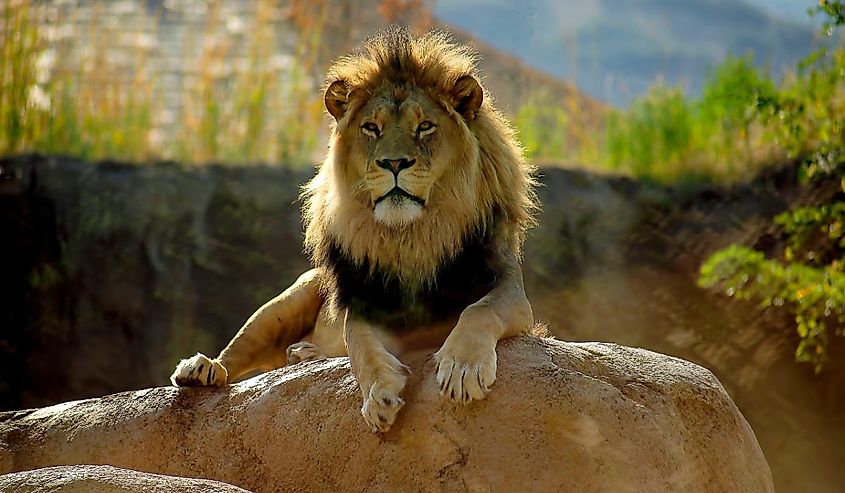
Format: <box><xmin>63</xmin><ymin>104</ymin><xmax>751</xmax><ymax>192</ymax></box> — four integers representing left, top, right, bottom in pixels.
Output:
<box><xmin>376</xmin><ymin>158</ymin><xmax>415</xmax><ymax>175</ymax></box>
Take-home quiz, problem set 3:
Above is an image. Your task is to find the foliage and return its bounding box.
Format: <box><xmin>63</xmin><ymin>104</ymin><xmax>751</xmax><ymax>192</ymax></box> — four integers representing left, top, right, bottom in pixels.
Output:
<box><xmin>36</xmin><ymin>24</ymin><xmax>156</xmax><ymax>162</ymax></box>
<box><xmin>697</xmin><ymin>57</ymin><xmax>777</xmax><ymax>169</ymax></box>
<box><xmin>699</xmin><ymin>231</ymin><xmax>845</xmax><ymax>373</ymax></box>
<box><xmin>604</xmin><ymin>85</ymin><xmax>695</xmax><ymax>180</ymax></box>
<box><xmin>513</xmin><ymin>89</ymin><xmax>604</xmax><ymax>167</ymax></box>
<box><xmin>814</xmin><ymin>0</ymin><xmax>845</xmax><ymax>34</ymax></box>
<box><xmin>515</xmin><ymin>96</ymin><xmax>569</xmax><ymax>162</ymax></box>
<box><xmin>513</xmin><ymin>34</ymin><xmax>838</xmax><ymax>183</ymax></box>
<box><xmin>602</xmin><ymin>56</ymin><xmax>781</xmax><ymax>183</ymax></box>
<box><xmin>699</xmin><ymin>3</ymin><xmax>845</xmax><ymax>372</ymax></box>
<box><xmin>755</xmin><ymin>53</ymin><xmax>845</xmax><ymax>175</ymax></box>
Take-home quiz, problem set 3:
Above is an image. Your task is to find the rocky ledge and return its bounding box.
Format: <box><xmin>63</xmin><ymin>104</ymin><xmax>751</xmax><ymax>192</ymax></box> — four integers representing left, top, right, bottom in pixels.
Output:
<box><xmin>0</xmin><ymin>464</ymin><xmax>250</xmax><ymax>492</ymax></box>
<box><xmin>0</xmin><ymin>336</ymin><xmax>773</xmax><ymax>492</ymax></box>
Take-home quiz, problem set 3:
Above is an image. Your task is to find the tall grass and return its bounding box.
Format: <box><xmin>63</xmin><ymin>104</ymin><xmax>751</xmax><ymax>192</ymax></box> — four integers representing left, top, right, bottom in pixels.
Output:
<box><xmin>604</xmin><ymin>85</ymin><xmax>696</xmax><ymax>180</ymax></box>
<box><xmin>601</xmin><ymin>56</ymin><xmax>788</xmax><ymax>183</ymax></box>
<box><xmin>37</xmin><ymin>5</ymin><xmax>156</xmax><ymax>162</ymax></box>
<box><xmin>0</xmin><ymin>0</ymin><xmax>326</xmax><ymax>166</ymax></box>
<box><xmin>515</xmin><ymin>48</ymin><xmax>843</xmax><ymax>184</ymax></box>
<box><xmin>514</xmin><ymin>89</ymin><xmax>602</xmax><ymax>167</ymax></box>
<box><xmin>174</xmin><ymin>0</ymin><xmax>327</xmax><ymax>164</ymax></box>
<box><xmin>597</xmin><ymin>5</ymin><xmax>843</xmax><ymax>185</ymax></box>
<box><xmin>2</xmin><ymin>2</ymin><xmax>158</xmax><ymax>161</ymax></box>
<box><xmin>1</xmin><ymin>0</ymin><xmax>41</xmax><ymax>155</ymax></box>
<box><xmin>514</xmin><ymin>96</ymin><xmax>569</xmax><ymax>162</ymax></box>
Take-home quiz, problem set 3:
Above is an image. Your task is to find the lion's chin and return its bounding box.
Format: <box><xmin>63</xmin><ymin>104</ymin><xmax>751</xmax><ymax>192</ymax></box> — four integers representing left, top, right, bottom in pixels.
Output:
<box><xmin>373</xmin><ymin>199</ymin><xmax>423</xmax><ymax>227</ymax></box>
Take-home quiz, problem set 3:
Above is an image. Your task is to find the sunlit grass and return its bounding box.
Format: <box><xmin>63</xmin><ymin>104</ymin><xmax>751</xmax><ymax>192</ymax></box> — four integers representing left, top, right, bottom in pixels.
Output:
<box><xmin>601</xmin><ymin>52</ymin><xmax>843</xmax><ymax>183</ymax></box>
<box><xmin>1</xmin><ymin>0</ymin><xmax>326</xmax><ymax>166</ymax></box>
<box><xmin>1</xmin><ymin>0</ymin><xmax>42</xmax><ymax>155</ymax></box>
<box><xmin>517</xmin><ymin>51</ymin><xmax>844</xmax><ymax>184</ymax></box>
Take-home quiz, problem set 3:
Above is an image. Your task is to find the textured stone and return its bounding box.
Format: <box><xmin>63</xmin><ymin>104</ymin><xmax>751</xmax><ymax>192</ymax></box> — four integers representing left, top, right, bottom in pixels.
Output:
<box><xmin>0</xmin><ymin>337</ymin><xmax>773</xmax><ymax>492</ymax></box>
<box><xmin>0</xmin><ymin>464</ymin><xmax>250</xmax><ymax>492</ymax></box>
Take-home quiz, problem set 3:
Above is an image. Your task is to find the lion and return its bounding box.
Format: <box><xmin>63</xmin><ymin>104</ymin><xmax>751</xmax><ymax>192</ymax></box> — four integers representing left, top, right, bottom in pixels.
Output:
<box><xmin>171</xmin><ymin>27</ymin><xmax>539</xmax><ymax>433</ymax></box>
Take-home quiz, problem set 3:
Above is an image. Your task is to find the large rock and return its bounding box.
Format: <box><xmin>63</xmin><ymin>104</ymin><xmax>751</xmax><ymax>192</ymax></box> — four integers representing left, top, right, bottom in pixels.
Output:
<box><xmin>0</xmin><ymin>337</ymin><xmax>772</xmax><ymax>492</ymax></box>
<box><xmin>0</xmin><ymin>464</ymin><xmax>249</xmax><ymax>492</ymax></box>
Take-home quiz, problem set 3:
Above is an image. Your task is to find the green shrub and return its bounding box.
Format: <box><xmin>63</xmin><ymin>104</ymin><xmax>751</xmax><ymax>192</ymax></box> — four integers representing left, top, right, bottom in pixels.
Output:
<box><xmin>699</xmin><ymin>2</ymin><xmax>845</xmax><ymax>372</ymax></box>
<box><xmin>603</xmin><ymin>56</ymin><xmax>782</xmax><ymax>183</ymax></box>
<box><xmin>699</xmin><ymin>226</ymin><xmax>845</xmax><ymax>373</ymax></box>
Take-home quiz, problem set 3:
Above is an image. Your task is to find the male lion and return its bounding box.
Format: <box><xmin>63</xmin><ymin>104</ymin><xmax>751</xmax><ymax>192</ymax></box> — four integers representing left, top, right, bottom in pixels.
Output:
<box><xmin>171</xmin><ymin>28</ymin><xmax>539</xmax><ymax>433</ymax></box>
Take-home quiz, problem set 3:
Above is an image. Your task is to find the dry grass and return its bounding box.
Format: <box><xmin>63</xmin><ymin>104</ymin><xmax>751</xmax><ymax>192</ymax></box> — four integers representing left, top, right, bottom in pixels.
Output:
<box><xmin>1</xmin><ymin>0</ymin><xmax>327</xmax><ymax>166</ymax></box>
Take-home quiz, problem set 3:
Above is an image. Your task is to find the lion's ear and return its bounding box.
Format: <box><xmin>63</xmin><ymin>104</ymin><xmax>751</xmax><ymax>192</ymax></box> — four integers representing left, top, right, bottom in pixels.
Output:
<box><xmin>325</xmin><ymin>80</ymin><xmax>349</xmax><ymax>120</ymax></box>
<box><xmin>452</xmin><ymin>75</ymin><xmax>483</xmax><ymax>120</ymax></box>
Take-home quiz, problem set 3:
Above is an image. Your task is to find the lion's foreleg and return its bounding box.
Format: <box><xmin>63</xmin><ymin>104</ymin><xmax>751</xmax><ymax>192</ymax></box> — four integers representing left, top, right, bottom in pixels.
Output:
<box><xmin>434</xmin><ymin>249</ymin><xmax>533</xmax><ymax>403</ymax></box>
<box><xmin>171</xmin><ymin>269</ymin><xmax>324</xmax><ymax>386</ymax></box>
<box><xmin>344</xmin><ymin>313</ymin><xmax>410</xmax><ymax>433</ymax></box>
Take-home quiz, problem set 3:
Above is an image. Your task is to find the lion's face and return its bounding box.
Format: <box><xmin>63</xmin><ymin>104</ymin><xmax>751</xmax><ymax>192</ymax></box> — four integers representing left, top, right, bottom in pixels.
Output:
<box><xmin>324</xmin><ymin>76</ymin><xmax>484</xmax><ymax>228</ymax></box>
<box><xmin>353</xmin><ymin>89</ymin><xmax>452</xmax><ymax>226</ymax></box>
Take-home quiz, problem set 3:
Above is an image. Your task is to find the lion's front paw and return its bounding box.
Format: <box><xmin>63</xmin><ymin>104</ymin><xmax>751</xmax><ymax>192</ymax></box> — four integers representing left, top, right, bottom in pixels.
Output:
<box><xmin>434</xmin><ymin>335</ymin><xmax>497</xmax><ymax>404</ymax></box>
<box><xmin>170</xmin><ymin>353</ymin><xmax>228</xmax><ymax>387</ymax></box>
<box><xmin>286</xmin><ymin>342</ymin><xmax>326</xmax><ymax>365</ymax></box>
<box><xmin>357</xmin><ymin>356</ymin><xmax>410</xmax><ymax>433</ymax></box>
<box><xmin>361</xmin><ymin>378</ymin><xmax>407</xmax><ymax>433</ymax></box>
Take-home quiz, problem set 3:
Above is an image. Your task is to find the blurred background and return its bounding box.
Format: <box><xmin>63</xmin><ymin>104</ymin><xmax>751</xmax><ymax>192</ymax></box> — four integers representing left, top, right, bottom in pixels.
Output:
<box><xmin>1</xmin><ymin>1</ymin><xmax>844</xmax><ymax>491</ymax></box>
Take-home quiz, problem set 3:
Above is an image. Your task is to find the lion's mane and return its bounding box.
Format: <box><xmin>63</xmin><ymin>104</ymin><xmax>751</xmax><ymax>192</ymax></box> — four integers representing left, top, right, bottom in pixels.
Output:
<box><xmin>302</xmin><ymin>28</ymin><xmax>538</xmax><ymax>310</ymax></box>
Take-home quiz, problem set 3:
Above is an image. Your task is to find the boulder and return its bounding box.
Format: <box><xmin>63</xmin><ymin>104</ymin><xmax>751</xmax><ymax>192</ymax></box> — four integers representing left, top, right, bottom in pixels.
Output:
<box><xmin>0</xmin><ymin>337</ymin><xmax>773</xmax><ymax>492</ymax></box>
<box><xmin>0</xmin><ymin>464</ymin><xmax>249</xmax><ymax>492</ymax></box>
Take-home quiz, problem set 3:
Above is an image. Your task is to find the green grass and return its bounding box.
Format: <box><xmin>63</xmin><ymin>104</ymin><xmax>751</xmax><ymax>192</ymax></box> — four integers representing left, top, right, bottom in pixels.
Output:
<box><xmin>514</xmin><ymin>96</ymin><xmax>569</xmax><ymax>162</ymax></box>
<box><xmin>514</xmin><ymin>43</ymin><xmax>842</xmax><ymax>184</ymax></box>
<box><xmin>599</xmin><ymin>55</ymin><xmax>794</xmax><ymax>183</ymax></box>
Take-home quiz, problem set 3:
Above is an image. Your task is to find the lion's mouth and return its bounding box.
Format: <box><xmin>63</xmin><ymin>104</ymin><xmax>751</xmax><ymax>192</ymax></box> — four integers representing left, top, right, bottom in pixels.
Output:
<box><xmin>374</xmin><ymin>187</ymin><xmax>425</xmax><ymax>207</ymax></box>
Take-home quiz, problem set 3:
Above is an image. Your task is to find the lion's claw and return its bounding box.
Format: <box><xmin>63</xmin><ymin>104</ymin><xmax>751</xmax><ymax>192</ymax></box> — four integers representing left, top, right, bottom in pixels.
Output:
<box><xmin>434</xmin><ymin>341</ymin><xmax>497</xmax><ymax>404</ymax></box>
<box><xmin>361</xmin><ymin>381</ymin><xmax>406</xmax><ymax>433</ymax></box>
<box><xmin>170</xmin><ymin>353</ymin><xmax>228</xmax><ymax>387</ymax></box>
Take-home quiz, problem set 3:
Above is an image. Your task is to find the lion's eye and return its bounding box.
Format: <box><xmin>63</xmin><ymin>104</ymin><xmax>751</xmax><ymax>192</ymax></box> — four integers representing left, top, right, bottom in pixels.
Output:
<box><xmin>416</xmin><ymin>121</ymin><xmax>436</xmax><ymax>136</ymax></box>
<box><xmin>361</xmin><ymin>122</ymin><xmax>380</xmax><ymax>138</ymax></box>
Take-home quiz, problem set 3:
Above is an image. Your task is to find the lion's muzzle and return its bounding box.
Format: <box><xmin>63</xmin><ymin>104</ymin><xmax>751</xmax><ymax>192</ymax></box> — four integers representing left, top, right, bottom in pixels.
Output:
<box><xmin>375</xmin><ymin>187</ymin><xmax>425</xmax><ymax>207</ymax></box>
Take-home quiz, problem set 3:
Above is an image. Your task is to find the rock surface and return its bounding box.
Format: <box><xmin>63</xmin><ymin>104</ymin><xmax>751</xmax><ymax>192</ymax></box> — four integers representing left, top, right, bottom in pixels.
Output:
<box><xmin>0</xmin><ymin>464</ymin><xmax>249</xmax><ymax>492</ymax></box>
<box><xmin>0</xmin><ymin>337</ymin><xmax>773</xmax><ymax>492</ymax></box>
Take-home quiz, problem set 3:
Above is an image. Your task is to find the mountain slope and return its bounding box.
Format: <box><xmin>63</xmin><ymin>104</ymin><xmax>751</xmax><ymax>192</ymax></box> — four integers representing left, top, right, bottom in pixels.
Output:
<box><xmin>436</xmin><ymin>0</ymin><xmax>821</xmax><ymax>106</ymax></box>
